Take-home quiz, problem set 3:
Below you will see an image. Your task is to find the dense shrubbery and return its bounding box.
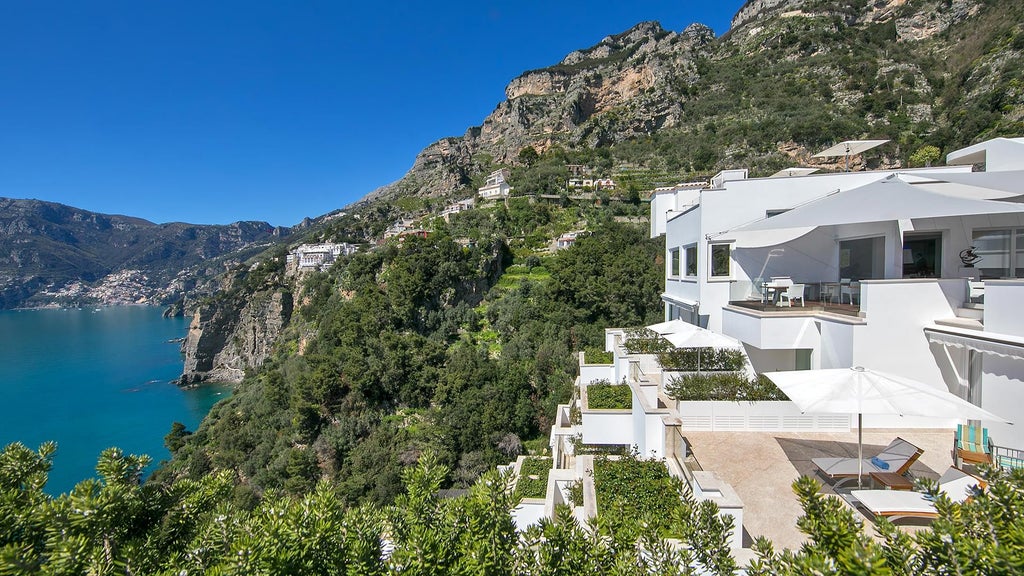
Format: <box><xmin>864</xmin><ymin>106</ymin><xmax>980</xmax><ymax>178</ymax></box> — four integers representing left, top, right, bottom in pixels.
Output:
<box><xmin>591</xmin><ymin>454</ymin><xmax>687</xmax><ymax>536</ymax></box>
<box><xmin>159</xmin><ymin>221</ymin><xmax>663</xmax><ymax>505</ymax></box>
<box><xmin>666</xmin><ymin>373</ymin><xmax>788</xmax><ymax>402</ymax></box>
<box><xmin>585</xmin><ymin>382</ymin><xmax>632</xmax><ymax>410</ymax></box>
<box><xmin>5</xmin><ymin>441</ymin><xmax>1024</xmax><ymax>575</ymax></box>
<box><xmin>657</xmin><ymin>347</ymin><xmax>746</xmax><ymax>372</ymax></box>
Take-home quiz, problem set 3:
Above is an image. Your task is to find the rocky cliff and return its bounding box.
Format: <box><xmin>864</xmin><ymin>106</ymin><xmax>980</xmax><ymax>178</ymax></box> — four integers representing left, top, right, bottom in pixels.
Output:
<box><xmin>362</xmin><ymin>0</ymin><xmax>1018</xmax><ymax>204</ymax></box>
<box><xmin>180</xmin><ymin>289</ymin><xmax>292</xmax><ymax>385</ymax></box>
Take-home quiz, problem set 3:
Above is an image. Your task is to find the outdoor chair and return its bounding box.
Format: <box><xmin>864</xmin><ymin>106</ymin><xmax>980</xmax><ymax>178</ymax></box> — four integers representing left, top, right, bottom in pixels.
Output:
<box><xmin>812</xmin><ymin>436</ymin><xmax>924</xmax><ymax>488</ymax></box>
<box><xmin>953</xmin><ymin>424</ymin><xmax>992</xmax><ymax>467</ymax></box>
<box><xmin>851</xmin><ymin>466</ymin><xmax>984</xmax><ymax>521</ymax></box>
<box><xmin>841</xmin><ymin>280</ymin><xmax>860</xmax><ymax>305</ymax></box>
<box><xmin>779</xmin><ymin>283</ymin><xmax>805</xmax><ymax>307</ymax></box>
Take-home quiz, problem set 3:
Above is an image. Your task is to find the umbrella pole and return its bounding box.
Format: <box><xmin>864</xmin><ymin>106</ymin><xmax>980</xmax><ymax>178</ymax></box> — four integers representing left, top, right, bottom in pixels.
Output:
<box><xmin>857</xmin><ymin>413</ymin><xmax>863</xmax><ymax>489</ymax></box>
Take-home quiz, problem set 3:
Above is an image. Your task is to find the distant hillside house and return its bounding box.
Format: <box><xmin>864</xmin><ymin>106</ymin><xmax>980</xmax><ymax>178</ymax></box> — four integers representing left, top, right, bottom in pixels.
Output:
<box><xmin>478</xmin><ymin>169</ymin><xmax>512</xmax><ymax>200</ymax></box>
<box><xmin>441</xmin><ymin>198</ymin><xmax>476</xmax><ymax>222</ymax></box>
<box><xmin>383</xmin><ymin>219</ymin><xmax>417</xmax><ymax>240</ymax></box>
<box><xmin>287</xmin><ymin>242</ymin><xmax>357</xmax><ymax>271</ymax></box>
<box><xmin>555</xmin><ymin>230</ymin><xmax>586</xmax><ymax>251</ymax></box>
<box><xmin>567</xmin><ymin>175</ymin><xmax>616</xmax><ymax>191</ymax></box>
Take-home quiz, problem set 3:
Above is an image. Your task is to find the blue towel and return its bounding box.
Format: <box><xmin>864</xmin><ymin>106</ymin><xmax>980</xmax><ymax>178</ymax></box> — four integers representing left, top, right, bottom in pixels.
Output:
<box><xmin>870</xmin><ymin>456</ymin><xmax>889</xmax><ymax>470</ymax></box>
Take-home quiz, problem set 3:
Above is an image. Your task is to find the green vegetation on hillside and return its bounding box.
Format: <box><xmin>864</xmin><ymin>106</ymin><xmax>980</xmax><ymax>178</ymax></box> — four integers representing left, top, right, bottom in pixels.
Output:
<box><xmin>159</xmin><ymin>220</ymin><xmax>663</xmax><ymax>506</ymax></box>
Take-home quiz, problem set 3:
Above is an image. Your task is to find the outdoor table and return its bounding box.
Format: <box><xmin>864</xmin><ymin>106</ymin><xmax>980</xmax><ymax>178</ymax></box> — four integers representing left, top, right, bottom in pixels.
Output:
<box><xmin>762</xmin><ymin>281</ymin><xmax>789</xmax><ymax>306</ymax></box>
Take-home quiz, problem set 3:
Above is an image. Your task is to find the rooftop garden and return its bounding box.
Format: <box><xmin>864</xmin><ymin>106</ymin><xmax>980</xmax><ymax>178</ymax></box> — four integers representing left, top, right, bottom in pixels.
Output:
<box><xmin>592</xmin><ymin>454</ymin><xmax>684</xmax><ymax>534</ymax></box>
<box><xmin>585</xmin><ymin>381</ymin><xmax>632</xmax><ymax>409</ymax></box>
<box><xmin>583</xmin><ymin>346</ymin><xmax>613</xmax><ymax>364</ymax></box>
<box><xmin>666</xmin><ymin>372</ymin><xmax>788</xmax><ymax>402</ymax></box>
<box><xmin>514</xmin><ymin>457</ymin><xmax>552</xmax><ymax>500</ymax></box>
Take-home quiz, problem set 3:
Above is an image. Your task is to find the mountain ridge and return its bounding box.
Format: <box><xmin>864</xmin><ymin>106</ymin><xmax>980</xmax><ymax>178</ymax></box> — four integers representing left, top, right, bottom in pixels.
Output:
<box><xmin>0</xmin><ymin>197</ymin><xmax>291</xmax><ymax>309</ymax></box>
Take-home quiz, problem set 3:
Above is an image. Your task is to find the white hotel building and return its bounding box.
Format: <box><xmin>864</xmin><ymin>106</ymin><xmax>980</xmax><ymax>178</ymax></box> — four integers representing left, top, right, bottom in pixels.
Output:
<box><xmin>650</xmin><ymin>137</ymin><xmax>1024</xmax><ymax>448</ymax></box>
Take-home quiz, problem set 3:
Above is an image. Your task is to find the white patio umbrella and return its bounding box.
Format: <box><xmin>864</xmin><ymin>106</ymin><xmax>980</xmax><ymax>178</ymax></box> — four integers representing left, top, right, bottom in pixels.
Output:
<box><xmin>646</xmin><ymin>319</ymin><xmax>695</xmax><ymax>336</ymax></box>
<box><xmin>663</xmin><ymin>327</ymin><xmax>743</xmax><ymax>373</ymax></box>
<box><xmin>764</xmin><ymin>366</ymin><xmax>1012</xmax><ymax>488</ymax></box>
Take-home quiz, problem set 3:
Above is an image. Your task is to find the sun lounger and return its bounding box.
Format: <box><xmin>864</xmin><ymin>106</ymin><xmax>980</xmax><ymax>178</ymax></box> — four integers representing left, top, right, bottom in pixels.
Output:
<box><xmin>812</xmin><ymin>437</ymin><xmax>924</xmax><ymax>487</ymax></box>
<box><xmin>851</xmin><ymin>467</ymin><xmax>984</xmax><ymax>521</ymax></box>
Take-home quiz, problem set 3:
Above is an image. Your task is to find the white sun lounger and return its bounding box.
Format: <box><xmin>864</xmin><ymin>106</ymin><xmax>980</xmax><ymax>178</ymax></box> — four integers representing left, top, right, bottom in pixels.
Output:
<box><xmin>851</xmin><ymin>467</ymin><xmax>984</xmax><ymax>521</ymax></box>
<box><xmin>812</xmin><ymin>437</ymin><xmax>924</xmax><ymax>487</ymax></box>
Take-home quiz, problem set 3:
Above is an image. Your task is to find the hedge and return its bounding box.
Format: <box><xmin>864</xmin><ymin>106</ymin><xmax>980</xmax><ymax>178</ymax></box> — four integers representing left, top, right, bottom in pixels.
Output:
<box><xmin>586</xmin><ymin>382</ymin><xmax>632</xmax><ymax>409</ymax></box>
<box><xmin>666</xmin><ymin>372</ymin><xmax>788</xmax><ymax>402</ymax></box>
<box><xmin>657</xmin><ymin>347</ymin><xmax>746</xmax><ymax>371</ymax></box>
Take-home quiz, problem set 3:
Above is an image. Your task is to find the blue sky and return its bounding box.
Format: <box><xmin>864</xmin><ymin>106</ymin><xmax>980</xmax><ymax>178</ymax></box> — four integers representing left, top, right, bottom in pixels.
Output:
<box><xmin>0</xmin><ymin>1</ymin><xmax>746</xmax><ymax>226</ymax></box>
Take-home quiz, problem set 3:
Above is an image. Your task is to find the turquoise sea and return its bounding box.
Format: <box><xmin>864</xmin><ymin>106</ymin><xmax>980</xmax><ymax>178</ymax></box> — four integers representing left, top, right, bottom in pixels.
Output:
<box><xmin>0</xmin><ymin>306</ymin><xmax>231</xmax><ymax>494</ymax></box>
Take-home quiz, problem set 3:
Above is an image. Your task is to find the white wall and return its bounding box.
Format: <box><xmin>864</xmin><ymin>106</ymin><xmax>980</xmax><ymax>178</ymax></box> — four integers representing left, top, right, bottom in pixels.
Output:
<box><xmin>582</xmin><ymin>412</ymin><xmax>633</xmax><ymax>445</ymax></box>
<box><xmin>981</xmin><ymin>280</ymin><xmax>1024</xmax><ymax>447</ymax></box>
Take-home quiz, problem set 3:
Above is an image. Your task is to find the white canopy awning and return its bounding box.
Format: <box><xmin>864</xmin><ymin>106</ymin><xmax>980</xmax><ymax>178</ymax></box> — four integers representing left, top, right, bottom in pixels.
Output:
<box><xmin>925</xmin><ymin>327</ymin><xmax>1024</xmax><ymax>361</ymax></box>
<box><xmin>770</xmin><ymin>167</ymin><xmax>820</xmax><ymax>178</ymax></box>
<box><xmin>731</xmin><ymin>175</ymin><xmax>1024</xmax><ymax>235</ymax></box>
<box><xmin>813</xmin><ymin>139</ymin><xmax>889</xmax><ymax>158</ymax></box>
<box><xmin>914</xmin><ymin>169</ymin><xmax>1024</xmax><ymax>199</ymax></box>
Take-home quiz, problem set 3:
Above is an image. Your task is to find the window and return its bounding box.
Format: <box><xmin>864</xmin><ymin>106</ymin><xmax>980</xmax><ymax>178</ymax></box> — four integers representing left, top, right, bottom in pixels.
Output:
<box><xmin>669</xmin><ymin>248</ymin><xmax>681</xmax><ymax>278</ymax></box>
<box><xmin>902</xmin><ymin>233</ymin><xmax>941</xmax><ymax>278</ymax></box>
<box><xmin>710</xmin><ymin>244</ymin><xmax>731</xmax><ymax>278</ymax></box>
<box><xmin>796</xmin><ymin>349</ymin><xmax>812</xmax><ymax>371</ymax></box>
<box><xmin>839</xmin><ymin>236</ymin><xmax>884</xmax><ymax>281</ymax></box>
<box><xmin>766</xmin><ymin>209</ymin><xmax>790</xmax><ymax>218</ymax></box>
<box><xmin>972</xmin><ymin>228</ymin><xmax>1024</xmax><ymax>279</ymax></box>
<box><xmin>684</xmin><ymin>245</ymin><xmax>698</xmax><ymax>277</ymax></box>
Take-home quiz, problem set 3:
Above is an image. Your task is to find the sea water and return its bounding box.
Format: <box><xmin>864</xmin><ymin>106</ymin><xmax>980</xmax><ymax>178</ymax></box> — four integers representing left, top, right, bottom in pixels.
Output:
<box><xmin>0</xmin><ymin>306</ymin><xmax>231</xmax><ymax>494</ymax></box>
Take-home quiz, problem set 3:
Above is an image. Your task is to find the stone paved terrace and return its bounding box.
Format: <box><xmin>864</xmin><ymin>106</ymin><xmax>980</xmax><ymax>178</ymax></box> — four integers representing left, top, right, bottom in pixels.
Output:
<box><xmin>683</xmin><ymin>429</ymin><xmax>955</xmax><ymax>550</ymax></box>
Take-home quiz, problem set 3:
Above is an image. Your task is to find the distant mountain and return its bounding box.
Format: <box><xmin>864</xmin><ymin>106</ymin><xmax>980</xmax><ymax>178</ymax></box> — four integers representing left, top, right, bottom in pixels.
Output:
<box><xmin>363</xmin><ymin>0</ymin><xmax>1024</xmax><ymax>204</ymax></box>
<box><xmin>0</xmin><ymin>198</ymin><xmax>290</xmax><ymax>309</ymax></box>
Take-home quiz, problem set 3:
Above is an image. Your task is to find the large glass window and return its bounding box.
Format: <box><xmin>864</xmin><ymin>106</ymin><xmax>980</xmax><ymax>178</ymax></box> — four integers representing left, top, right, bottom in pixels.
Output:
<box><xmin>1017</xmin><ymin>230</ymin><xmax>1024</xmax><ymax>277</ymax></box>
<box><xmin>710</xmin><ymin>244</ymin><xmax>731</xmax><ymax>278</ymax></box>
<box><xmin>684</xmin><ymin>245</ymin><xmax>698</xmax><ymax>277</ymax></box>
<box><xmin>839</xmin><ymin>236</ymin><xmax>884</xmax><ymax>281</ymax></box>
<box><xmin>902</xmin><ymin>234</ymin><xmax>941</xmax><ymax>278</ymax></box>
<box><xmin>669</xmin><ymin>248</ymin><xmax>681</xmax><ymax>278</ymax></box>
<box><xmin>972</xmin><ymin>229</ymin><xmax>1020</xmax><ymax>279</ymax></box>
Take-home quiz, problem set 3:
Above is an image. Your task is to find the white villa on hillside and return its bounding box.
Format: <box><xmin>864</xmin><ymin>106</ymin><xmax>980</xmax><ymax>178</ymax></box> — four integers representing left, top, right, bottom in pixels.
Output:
<box><xmin>478</xmin><ymin>169</ymin><xmax>512</xmax><ymax>200</ymax></box>
<box><xmin>650</xmin><ymin>137</ymin><xmax>1024</xmax><ymax>448</ymax></box>
<box><xmin>286</xmin><ymin>242</ymin><xmax>358</xmax><ymax>271</ymax></box>
<box><xmin>517</xmin><ymin>138</ymin><xmax>1024</xmax><ymax>551</ymax></box>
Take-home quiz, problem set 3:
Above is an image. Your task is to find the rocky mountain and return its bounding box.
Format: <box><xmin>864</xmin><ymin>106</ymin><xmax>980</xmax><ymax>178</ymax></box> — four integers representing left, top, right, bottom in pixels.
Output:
<box><xmin>363</xmin><ymin>0</ymin><xmax>1023</xmax><ymax>204</ymax></box>
<box><xmin>0</xmin><ymin>197</ymin><xmax>291</xmax><ymax>309</ymax></box>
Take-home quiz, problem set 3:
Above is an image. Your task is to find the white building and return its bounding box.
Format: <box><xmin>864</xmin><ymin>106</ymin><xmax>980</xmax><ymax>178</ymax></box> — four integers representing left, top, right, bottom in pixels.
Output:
<box><xmin>383</xmin><ymin>219</ymin><xmax>417</xmax><ymax>240</ymax></box>
<box><xmin>478</xmin><ymin>169</ymin><xmax>512</xmax><ymax>200</ymax></box>
<box><xmin>554</xmin><ymin>230</ymin><xmax>585</xmax><ymax>250</ymax></box>
<box><xmin>440</xmin><ymin>198</ymin><xmax>475</xmax><ymax>221</ymax></box>
<box><xmin>288</xmin><ymin>242</ymin><xmax>358</xmax><ymax>271</ymax></box>
<box><xmin>650</xmin><ymin>137</ymin><xmax>1024</xmax><ymax>447</ymax></box>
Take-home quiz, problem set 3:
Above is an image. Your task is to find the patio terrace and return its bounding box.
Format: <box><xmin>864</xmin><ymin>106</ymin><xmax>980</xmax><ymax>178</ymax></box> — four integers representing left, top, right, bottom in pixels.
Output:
<box><xmin>683</xmin><ymin>428</ymin><xmax>954</xmax><ymax>550</ymax></box>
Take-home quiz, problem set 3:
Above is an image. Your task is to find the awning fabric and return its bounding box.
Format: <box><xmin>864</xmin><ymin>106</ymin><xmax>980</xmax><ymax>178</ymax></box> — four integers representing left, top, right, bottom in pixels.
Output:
<box><xmin>925</xmin><ymin>328</ymin><xmax>1024</xmax><ymax>361</ymax></box>
<box><xmin>914</xmin><ymin>169</ymin><xmax>1024</xmax><ymax>199</ymax></box>
<box><xmin>733</xmin><ymin>175</ymin><xmax>1024</xmax><ymax>234</ymax></box>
